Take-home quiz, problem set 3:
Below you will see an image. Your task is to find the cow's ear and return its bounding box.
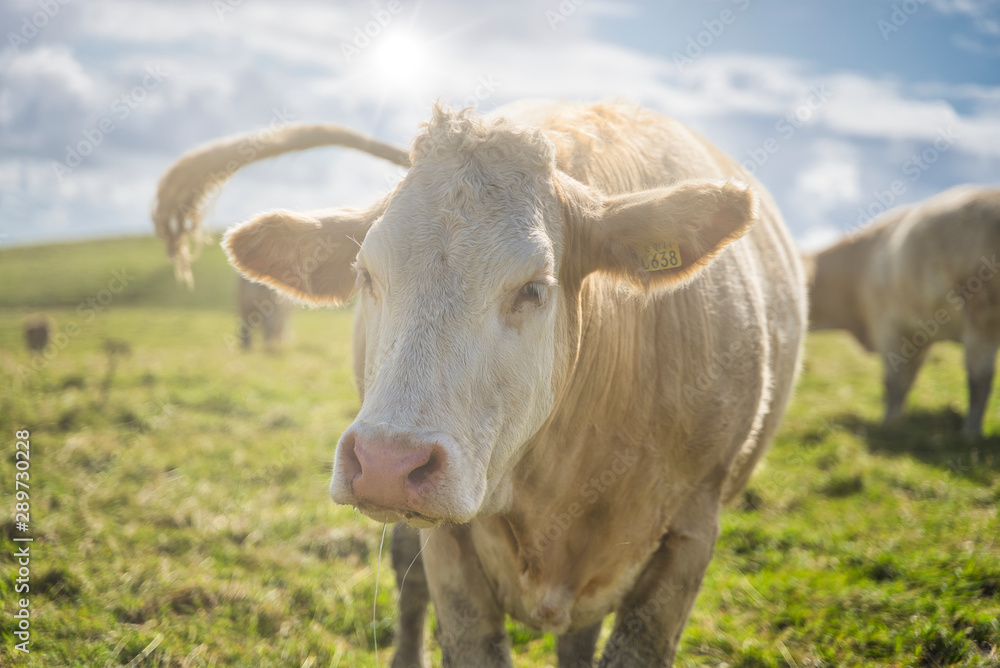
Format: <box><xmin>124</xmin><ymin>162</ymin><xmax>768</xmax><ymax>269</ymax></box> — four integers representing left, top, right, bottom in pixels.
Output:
<box><xmin>223</xmin><ymin>198</ymin><xmax>386</xmax><ymax>306</ymax></box>
<box><xmin>562</xmin><ymin>176</ymin><xmax>758</xmax><ymax>291</ymax></box>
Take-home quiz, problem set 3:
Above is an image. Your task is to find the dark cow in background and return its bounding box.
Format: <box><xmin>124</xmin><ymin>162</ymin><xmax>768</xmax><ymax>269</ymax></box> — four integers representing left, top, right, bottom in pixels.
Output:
<box><xmin>23</xmin><ymin>313</ymin><xmax>52</xmax><ymax>353</ymax></box>
<box><xmin>807</xmin><ymin>185</ymin><xmax>1000</xmax><ymax>437</ymax></box>
<box><xmin>237</xmin><ymin>275</ymin><xmax>292</xmax><ymax>350</ymax></box>
<box><xmin>154</xmin><ymin>100</ymin><xmax>807</xmax><ymax>666</ymax></box>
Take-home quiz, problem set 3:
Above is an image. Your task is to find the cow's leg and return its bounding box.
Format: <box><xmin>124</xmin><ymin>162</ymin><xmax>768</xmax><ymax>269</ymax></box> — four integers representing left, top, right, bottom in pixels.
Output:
<box><xmin>962</xmin><ymin>328</ymin><xmax>998</xmax><ymax>438</ymax></box>
<box><xmin>390</xmin><ymin>522</ymin><xmax>430</xmax><ymax>668</ymax></box>
<box><xmin>272</xmin><ymin>307</ymin><xmax>289</xmax><ymax>345</ymax></box>
<box><xmin>557</xmin><ymin>620</ymin><xmax>602</xmax><ymax>668</ymax></box>
<box><xmin>882</xmin><ymin>345</ymin><xmax>929</xmax><ymax>424</ymax></box>
<box><xmin>239</xmin><ymin>322</ymin><xmax>252</xmax><ymax>350</ymax></box>
<box><xmin>262</xmin><ymin>312</ymin><xmax>277</xmax><ymax>345</ymax></box>
<box><xmin>598</xmin><ymin>477</ymin><xmax>722</xmax><ymax>667</ymax></box>
<box><xmin>262</xmin><ymin>303</ymin><xmax>288</xmax><ymax>347</ymax></box>
<box><xmin>420</xmin><ymin>524</ymin><xmax>512</xmax><ymax>667</ymax></box>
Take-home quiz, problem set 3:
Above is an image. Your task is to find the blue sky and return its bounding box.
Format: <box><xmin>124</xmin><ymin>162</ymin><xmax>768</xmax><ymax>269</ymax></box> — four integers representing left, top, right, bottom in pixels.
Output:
<box><xmin>1</xmin><ymin>0</ymin><xmax>998</xmax><ymax>251</ymax></box>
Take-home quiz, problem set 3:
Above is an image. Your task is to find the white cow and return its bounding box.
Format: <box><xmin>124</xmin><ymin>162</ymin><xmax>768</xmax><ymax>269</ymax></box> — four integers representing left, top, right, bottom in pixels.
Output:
<box><xmin>154</xmin><ymin>100</ymin><xmax>806</xmax><ymax>666</ymax></box>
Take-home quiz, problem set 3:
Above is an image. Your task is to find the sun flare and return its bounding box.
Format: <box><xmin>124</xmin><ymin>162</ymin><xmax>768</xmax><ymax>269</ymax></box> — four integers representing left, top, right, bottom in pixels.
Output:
<box><xmin>369</xmin><ymin>31</ymin><xmax>434</xmax><ymax>90</ymax></box>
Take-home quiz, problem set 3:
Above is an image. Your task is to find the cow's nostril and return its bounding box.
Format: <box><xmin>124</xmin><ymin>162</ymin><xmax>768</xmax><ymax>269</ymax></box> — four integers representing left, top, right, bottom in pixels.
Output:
<box><xmin>345</xmin><ymin>433</ymin><xmax>449</xmax><ymax>513</ymax></box>
<box><xmin>340</xmin><ymin>431</ymin><xmax>362</xmax><ymax>481</ymax></box>
<box><xmin>408</xmin><ymin>448</ymin><xmax>443</xmax><ymax>486</ymax></box>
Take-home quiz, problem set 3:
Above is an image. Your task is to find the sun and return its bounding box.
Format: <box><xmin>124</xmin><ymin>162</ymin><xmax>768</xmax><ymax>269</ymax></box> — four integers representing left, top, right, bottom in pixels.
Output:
<box><xmin>368</xmin><ymin>30</ymin><xmax>434</xmax><ymax>91</ymax></box>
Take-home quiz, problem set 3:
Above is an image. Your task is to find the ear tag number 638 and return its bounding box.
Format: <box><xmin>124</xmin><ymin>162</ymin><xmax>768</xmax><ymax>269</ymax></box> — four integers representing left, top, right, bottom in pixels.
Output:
<box><xmin>642</xmin><ymin>241</ymin><xmax>682</xmax><ymax>272</ymax></box>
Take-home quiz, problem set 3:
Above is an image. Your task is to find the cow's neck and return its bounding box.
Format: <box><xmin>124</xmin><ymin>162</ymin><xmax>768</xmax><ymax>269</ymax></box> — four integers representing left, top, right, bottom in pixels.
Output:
<box><xmin>484</xmin><ymin>281</ymin><xmax>687</xmax><ymax>630</ymax></box>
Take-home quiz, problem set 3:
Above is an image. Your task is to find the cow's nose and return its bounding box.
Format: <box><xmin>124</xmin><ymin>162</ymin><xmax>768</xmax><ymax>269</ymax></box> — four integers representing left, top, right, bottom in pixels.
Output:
<box><xmin>340</xmin><ymin>430</ymin><xmax>447</xmax><ymax>511</ymax></box>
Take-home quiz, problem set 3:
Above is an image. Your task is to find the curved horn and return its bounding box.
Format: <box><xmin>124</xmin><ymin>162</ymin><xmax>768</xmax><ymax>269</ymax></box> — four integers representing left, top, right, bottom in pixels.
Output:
<box><xmin>152</xmin><ymin>123</ymin><xmax>410</xmax><ymax>286</ymax></box>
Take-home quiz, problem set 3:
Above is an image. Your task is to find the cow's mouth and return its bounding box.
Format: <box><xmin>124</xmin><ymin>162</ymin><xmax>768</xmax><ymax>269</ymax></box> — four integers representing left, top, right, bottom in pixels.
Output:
<box><xmin>401</xmin><ymin>510</ymin><xmax>441</xmax><ymax>529</ymax></box>
<box><xmin>356</xmin><ymin>503</ymin><xmax>442</xmax><ymax>529</ymax></box>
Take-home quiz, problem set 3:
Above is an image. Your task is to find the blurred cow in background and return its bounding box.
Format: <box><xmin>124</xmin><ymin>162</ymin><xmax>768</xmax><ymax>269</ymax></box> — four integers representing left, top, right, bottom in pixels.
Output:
<box><xmin>806</xmin><ymin>185</ymin><xmax>1000</xmax><ymax>437</ymax></box>
<box><xmin>23</xmin><ymin>313</ymin><xmax>52</xmax><ymax>353</ymax></box>
<box><xmin>152</xmin><ymin>124</ymin><xmax>408</xmax><ymax>354</ymax></box>
<box><xmin>237</xmin><ymin>275</ymin><xmax>292</xmax><ymax>351</ymax></box>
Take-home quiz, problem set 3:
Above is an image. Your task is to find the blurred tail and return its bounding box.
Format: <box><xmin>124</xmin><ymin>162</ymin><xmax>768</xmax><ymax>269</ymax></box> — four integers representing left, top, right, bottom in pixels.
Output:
<box><xmin>151</xmin><ymin>123</ymin><xmax>411</xmax><ymax>286</ymax></box>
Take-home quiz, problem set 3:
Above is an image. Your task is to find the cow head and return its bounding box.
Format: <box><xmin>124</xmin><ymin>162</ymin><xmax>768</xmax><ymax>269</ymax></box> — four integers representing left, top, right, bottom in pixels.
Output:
<box><xmin>224</xmin><ymin>107</ymin><xmax>756</xmax><ymax>526</ymax></box>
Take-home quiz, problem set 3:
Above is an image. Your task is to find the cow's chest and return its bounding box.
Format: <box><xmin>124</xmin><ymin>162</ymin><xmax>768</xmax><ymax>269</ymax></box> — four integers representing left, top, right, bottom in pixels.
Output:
<box><xmin>467</xmin><ymin>471</ymin><xmax>683</xmax><ymax>635</ymax></box>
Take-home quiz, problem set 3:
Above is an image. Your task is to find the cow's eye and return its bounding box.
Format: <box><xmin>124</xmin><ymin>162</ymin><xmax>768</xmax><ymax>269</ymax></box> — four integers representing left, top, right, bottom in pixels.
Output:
<box><xmin>357</xmin><ymin>268</ymin><xmax>373</xmax><ymax>293</ymax></box>
<box><xmin>513</xmin><ymin>281</ymin><xmax>545</xmax><ymax>311</ymax></box>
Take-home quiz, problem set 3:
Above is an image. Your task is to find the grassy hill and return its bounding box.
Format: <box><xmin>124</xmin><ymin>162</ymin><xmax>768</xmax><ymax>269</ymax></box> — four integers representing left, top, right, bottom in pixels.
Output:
<box><xmin>0</xmin><ymin>235</ymin><xmax>235</xmax><ymax>312</ymax></box>
<box><xmin>0</xmin><ymin>236</ymin><xmax>997</xmax><ymax>667</ymax></box>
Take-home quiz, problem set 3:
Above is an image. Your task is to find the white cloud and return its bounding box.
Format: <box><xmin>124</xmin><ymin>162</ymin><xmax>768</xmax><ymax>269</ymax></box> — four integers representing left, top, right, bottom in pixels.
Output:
<box><xmin>797</xmin><ymin>160</ymin><xmax>862</xmax><ymax>212</ymax></box>
<box><xmin>926</xmin><ymin>0</ymin><xmax>1000</xmax><ymax>55</ymax></box>
<box><xmin>3</xmin><ymin>46</ymin><xmax>96</xmax><ymax>100</ymax></box>
<box><xmin>0</xmin><ymin>46</ymin><xmax>103</xmax><ymax>152</ymax></box>
<box><xmin>952</xmin><ymin>32</ymin><xmax>1000</xmax><ymax>54</ymax></box>
<box><xmin>797</xmin><ymin>225</ymin><xmax>844</xmax><ymax>254</ymax></box>
<box><xmin>816</xmin><ymin>73</ymin><xmax>956</xmax><ymax>138</ymax></box>
<box><xmin>927</xmin><ymin>0</ymin><xmax>999</xmax><ymax>18</ymax></box>
<box><xmin>980</xmin><ymin>17</ymin><xmax>1000</xmax><ymax>33</ymax></box>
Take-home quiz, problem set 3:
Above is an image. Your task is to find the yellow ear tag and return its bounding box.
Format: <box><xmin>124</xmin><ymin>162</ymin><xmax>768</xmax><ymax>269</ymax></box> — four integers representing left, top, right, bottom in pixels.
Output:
<box><xmin>641</xmin><ymin>241</ymin><xmax>682</xmax><ymax>272</ymax></box>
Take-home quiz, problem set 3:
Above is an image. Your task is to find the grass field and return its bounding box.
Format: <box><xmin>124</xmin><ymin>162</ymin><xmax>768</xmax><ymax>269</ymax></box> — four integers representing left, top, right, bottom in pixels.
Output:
<box><xmin>1</xmin><ymin>235</ymin><xmax>998</xmax><ymax>667</ymax></box>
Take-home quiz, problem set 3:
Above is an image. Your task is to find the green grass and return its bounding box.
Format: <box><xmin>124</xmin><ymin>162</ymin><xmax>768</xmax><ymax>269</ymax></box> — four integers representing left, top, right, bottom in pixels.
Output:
<box><xmin>1</xmin><ymin>235</ymin><xmax>998</xmax><ymax>667</ymax></box>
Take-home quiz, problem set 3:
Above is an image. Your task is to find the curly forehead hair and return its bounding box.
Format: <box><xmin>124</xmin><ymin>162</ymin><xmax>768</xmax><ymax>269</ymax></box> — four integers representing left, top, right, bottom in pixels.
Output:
<box><xmin>410</xmin><ymin>104</ymin><xmax>556</xmax><ymax>173</ymax></box>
